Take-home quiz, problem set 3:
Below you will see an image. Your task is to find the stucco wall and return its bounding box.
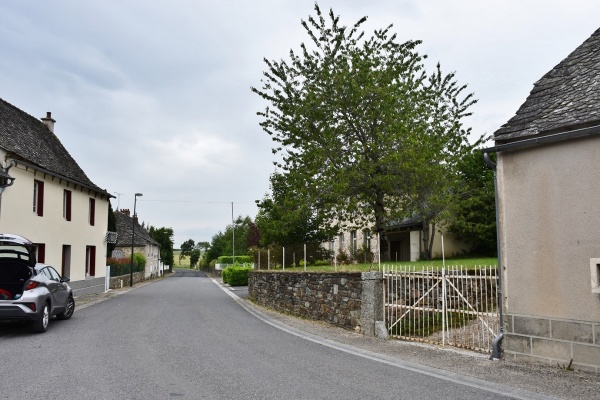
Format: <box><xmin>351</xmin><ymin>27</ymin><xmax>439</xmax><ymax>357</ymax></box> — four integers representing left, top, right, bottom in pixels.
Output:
<box><xmin>497</xmin><ymin>136</ymin><xmax>600</xmax><ymax>323</ymax></box>
<box><xmin>0</xmin><ymin>162</ymin><xmax>110</xmax><ymax>282</ymax></box>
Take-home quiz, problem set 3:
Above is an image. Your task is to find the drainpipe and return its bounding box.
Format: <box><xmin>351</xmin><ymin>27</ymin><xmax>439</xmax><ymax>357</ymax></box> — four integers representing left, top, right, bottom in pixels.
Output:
<box><xmin>483</xmin><ymin>152</ymin><xmax>504</xmax><ymax>360</ymax></box>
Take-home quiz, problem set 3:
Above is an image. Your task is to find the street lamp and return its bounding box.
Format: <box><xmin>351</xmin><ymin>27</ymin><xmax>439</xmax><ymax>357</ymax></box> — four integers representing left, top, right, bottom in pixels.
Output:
<box><xmin>130</xmin><ymin>193</ymin><xmax>143</xmax><ymax>287</ymax></box>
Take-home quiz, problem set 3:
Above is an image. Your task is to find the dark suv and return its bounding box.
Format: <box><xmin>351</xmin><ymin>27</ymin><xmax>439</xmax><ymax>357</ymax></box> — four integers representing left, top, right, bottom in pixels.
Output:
<box><xmin>0</xmin><ymin>234</ymin><xmax>74</xmax><ymax>333</ymax></box>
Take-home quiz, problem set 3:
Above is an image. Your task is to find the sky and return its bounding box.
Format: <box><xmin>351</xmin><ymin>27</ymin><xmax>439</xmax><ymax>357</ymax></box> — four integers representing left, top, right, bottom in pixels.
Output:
<box><xmin>1</xmin><ymin>1</ymin><xmax>599</xmax><ymax>248</ymax></box>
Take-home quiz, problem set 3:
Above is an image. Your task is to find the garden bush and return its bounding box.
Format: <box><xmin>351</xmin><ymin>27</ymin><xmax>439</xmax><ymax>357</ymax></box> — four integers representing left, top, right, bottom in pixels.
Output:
<box><xmin>107</xmin><ymin>253</ymin><xmax>145</xmax><ymax>277</ymax></box>
<box><xmin>222</xmin><ymin>265</ymin><xmax>252</xmax><ymax>286</ymax></box>
<box><xmin>218</xmin><ymin>255</ymin><xmax>253</xmax><ymax>265</ymax></box>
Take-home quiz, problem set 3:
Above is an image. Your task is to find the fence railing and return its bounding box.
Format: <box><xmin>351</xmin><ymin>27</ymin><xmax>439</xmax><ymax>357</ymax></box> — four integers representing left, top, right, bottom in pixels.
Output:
<box><xmin>383</xmin><ymin>264</ymin><xmax>499</xmax><ymax>353</ymax></box>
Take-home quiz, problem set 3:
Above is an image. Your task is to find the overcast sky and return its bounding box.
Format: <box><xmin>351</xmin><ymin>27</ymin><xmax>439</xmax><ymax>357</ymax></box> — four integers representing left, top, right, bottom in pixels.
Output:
<box><xmin>1</xmin><ymin>1</ymin><xmax>599</xmax><ymax>248</ymax></box>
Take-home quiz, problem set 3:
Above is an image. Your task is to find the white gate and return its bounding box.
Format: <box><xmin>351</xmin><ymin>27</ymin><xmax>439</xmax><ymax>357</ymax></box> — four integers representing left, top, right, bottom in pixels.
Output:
<box><xmin>383</xmin><ymin>265</ymin><xmax>499</xmax><ymax>353</ymax></box>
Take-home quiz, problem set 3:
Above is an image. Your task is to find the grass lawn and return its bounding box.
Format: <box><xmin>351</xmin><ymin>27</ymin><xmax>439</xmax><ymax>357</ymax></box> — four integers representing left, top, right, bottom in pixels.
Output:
<box><xmin>173</xmin><ymin>250</ymin><xmax>191</xmax><ymax>268</ymax></box>
<box><xmin>262</xmin><ymin>256</ymin><xmax>497</xmax><ymax>273</ymax></box>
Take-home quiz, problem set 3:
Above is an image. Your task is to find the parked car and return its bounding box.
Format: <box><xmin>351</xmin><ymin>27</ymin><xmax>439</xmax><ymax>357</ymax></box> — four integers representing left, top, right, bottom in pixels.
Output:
<box><xmin>0</xmin><ymin>233</ymin><xmax>74</xmax><ymax>333</ymax></box>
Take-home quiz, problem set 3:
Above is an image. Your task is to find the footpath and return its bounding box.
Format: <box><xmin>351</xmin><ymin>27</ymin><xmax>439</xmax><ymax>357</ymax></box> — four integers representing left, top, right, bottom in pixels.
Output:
<box><xmin>76</xmin><ymin>274</ymin><xmax>599</xmax><ymax>400</ymax></box>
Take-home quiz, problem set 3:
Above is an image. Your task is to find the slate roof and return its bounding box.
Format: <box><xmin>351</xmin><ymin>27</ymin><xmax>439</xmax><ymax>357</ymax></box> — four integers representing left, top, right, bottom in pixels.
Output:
<box><xmin>0</xmin><ymin>98</ymin><xmax>110</xmax><ymax>196</ymax></box>
<box><xmin>494</xmin><ymin>28</ymin><xmax>600</xmax><ymax>142</ymax></box>
<box><xmin>114</xmin><ymin>210</ymin><xmax>159</xmax><ymax>248</ymax></box>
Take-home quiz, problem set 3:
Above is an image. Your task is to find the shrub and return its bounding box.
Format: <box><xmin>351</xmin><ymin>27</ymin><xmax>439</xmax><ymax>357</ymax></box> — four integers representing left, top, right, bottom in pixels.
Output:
<box><xmin>336</xmin><ymin>250</ymin><xmax>353</xmax><ymax>265</ymax></box>
<box><xmin>315</xmin><ymin>259</ymin><xmax>330</xmax><ymax>266</ymax></box>
<box><xmin>353</xmin><ymin>245</ymin><xmax>374</xmax><ymax>264</ymax></box>
<box><xmin>217</xmin><ymin>255</ymin><xmax>253</xmax><ymax>264</ymax></box>
<box><xmin>107</xmin><ymin>253</ymin><xmax>145</xmax><ymax>277</ymax></box>
<box><xmin>222</xmin><ymin>265</ymin><xmax>252</xmax><ymax>286</ymax></box>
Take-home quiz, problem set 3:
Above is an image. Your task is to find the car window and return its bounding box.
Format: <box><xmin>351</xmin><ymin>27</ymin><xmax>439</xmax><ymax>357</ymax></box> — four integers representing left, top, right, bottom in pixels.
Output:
<box><xmin>39</xmin><ymin>268</ymin><xmax>52</xmax><ymax>279</ymax></box>
<box><xmin>47</xmin><ymin>267</ymin><xmax>61</xmax><ymax>281</ymax></box>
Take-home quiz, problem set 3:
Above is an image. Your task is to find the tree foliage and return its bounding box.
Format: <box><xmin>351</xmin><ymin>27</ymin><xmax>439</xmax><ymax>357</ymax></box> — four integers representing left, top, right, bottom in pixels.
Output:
<box><xmin>450</xmin><ymin>149</ymin><xmax>497</xmax><ymax>256</ymax></box>
<box><xmin>189</xmin><ymin>249</ymin><xmax>201</xmax><ymax>268</ymax></box>
<box><xmin>204</xmin><ymin>216</ymin><xmax>255</xmax><ymax>264</ymax></box>
<box><xmin>148</xmin><ymin>226</ymin><xmax>174</xmax><ymax>269</ymax></box>
<box><xmin>179</xmin><ymin>239</ymin><xmax>195</xmax><ymax>261</ymax></box>
<box><xmin>255</xmin><ymin>172</ymin><xmax>335</xmax><ymax>247</ymax></box>
<box><xmin>252</xmin><ymin>4</ymin><xmax>476</xmax><ymax>260</ymax></box>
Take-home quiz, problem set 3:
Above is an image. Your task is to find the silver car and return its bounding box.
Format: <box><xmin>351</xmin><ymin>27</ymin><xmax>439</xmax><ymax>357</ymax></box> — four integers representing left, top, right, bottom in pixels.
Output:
<box><xmin>0</xmin><ymin>234</ymin><xmax>74</xmax><ymax>333</ymax></box>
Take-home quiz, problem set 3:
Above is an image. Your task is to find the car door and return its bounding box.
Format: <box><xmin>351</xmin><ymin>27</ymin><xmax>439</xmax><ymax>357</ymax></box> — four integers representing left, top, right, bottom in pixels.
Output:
<box><xmin>44</xmin><ymin>266</ymin><xmax>69</xmax><ymax>312</ymax></box>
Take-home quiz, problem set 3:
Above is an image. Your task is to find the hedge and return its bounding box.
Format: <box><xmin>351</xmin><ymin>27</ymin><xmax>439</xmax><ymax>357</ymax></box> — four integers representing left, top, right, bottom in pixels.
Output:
<box><xmin>217</xmin><ymin>255</ymin><xmax>253</xmax><ymax>264</ymax></box>
<box><xmin>222</xmin><ymin>265</ymin><xmax>252</xmax><ymax>286</ymax></box>
<box><xmin>107</xmin><ymin>253</ymin><xmax>146</xmax><ymax>277</ymax></box>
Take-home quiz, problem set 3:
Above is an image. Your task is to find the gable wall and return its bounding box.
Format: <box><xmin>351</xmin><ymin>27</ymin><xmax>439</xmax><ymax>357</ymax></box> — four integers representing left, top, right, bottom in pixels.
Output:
<box><xmin>497</xmin><ymin>135</ymin><xmax>600</xmax><ymax>372</ymax></box>
<box><xmin>0</xmin><ymin>161</ymin><xmax>109</xmax><ymax>282</ymax></box>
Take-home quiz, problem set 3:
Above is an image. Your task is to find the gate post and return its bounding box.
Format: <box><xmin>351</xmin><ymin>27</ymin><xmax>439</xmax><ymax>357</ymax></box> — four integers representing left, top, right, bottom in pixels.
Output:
<box><xmin>360</xmin><ymin>271</ymin><xmax>384</xmax><ymax>336</ymax></box>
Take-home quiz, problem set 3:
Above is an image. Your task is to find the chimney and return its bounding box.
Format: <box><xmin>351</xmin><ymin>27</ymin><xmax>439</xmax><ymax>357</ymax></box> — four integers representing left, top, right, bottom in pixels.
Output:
<box><xmin>41</xmin><ymin>112</ymin><xmax>56</xmax><ymax>132</ymax></box>
<box><xmin>121</xmin><ymin>209</ymin><xmax>130</xmax><ymax>217</ymax></box>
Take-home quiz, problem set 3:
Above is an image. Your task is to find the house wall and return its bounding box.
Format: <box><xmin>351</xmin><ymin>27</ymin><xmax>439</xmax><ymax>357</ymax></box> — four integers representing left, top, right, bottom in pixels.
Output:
<box><xmin>497</xmin><ymin>136</ymin><xmax>600</xmax><ymax>372</ymax></box>
<box><xmin>331</xmin><ymin>227</ymin><xmax>470</xmax><ymax>263</ymax></box>
<box><xmin>0</xmin><ymin>163</ymin><xmax>109</xmax><ymax>286</ymax></box>
<box><xmin>115</xmin><ymin>243</ymin><xmax>160</xmax><ymax>278</ymax></box>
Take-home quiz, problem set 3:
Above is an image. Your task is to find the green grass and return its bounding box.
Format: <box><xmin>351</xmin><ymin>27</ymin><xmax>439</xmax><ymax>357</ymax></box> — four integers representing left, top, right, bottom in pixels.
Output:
<box><xmin>264</xmin><ymin>257</ymin><xmax>497</xmax><ymax>273</ymax></box>
<box><xmin>173</xmin><ymin>250</ymin><xmax>191</xmax><ymax>268</ymax></box>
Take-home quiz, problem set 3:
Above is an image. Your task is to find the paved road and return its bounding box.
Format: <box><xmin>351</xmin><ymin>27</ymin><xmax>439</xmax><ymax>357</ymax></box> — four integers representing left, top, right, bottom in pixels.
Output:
<box><xmin>0</xmin><ymin>270</ymin><xmax>550</xmax><ymax>399</ymax></box>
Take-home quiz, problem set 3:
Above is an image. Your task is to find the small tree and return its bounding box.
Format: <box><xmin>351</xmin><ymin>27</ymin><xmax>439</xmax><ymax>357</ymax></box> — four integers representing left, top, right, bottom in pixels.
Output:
<box><xmin>179</xmin><ymin>239</ymin><xmax>195</xmax><ymax>262</ymax></box>
<box><xmin>189</xmin><ymin>249</ymin><xmax>201</xmax><ymax>268</ymax></box>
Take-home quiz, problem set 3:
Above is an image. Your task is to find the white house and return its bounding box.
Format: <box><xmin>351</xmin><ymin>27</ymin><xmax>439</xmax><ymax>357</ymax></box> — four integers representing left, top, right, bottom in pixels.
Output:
<box><xmin>0</xmin><ymin>98</ymin><xmax>113</xmax><ymax>296</ymax></box>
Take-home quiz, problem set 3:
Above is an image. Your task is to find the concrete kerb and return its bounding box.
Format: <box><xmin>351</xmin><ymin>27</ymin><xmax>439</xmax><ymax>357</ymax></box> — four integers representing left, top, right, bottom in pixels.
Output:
<box><xmin>75</xmin><ymin>274</ymin><xmax>171</xmax><ymax>310</ymax></box>
<box><xmin>210</xmin><ymin>276</ymin><xmax>557</xmax><ymax>400</ymax></box>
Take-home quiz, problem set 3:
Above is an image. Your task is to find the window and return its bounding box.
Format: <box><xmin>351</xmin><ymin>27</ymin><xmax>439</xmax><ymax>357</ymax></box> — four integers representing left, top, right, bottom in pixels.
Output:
<box><xmin>88</xmin><ymin>198</ymin><xmax>95</xmax><ymax>226</ymax></box>
<box><xmin>339</xmin><ymin>233</ymin><xmax>345</xmax><ymax>250</ymax></box>
<box><xmin>351</xmin><ymin>230</ymin><xmax>357</xmax><ymax>252</ymax></box>
<box><xmin>34</xmin><ymin>243</ymin><xmax>45</xmax><ymax>263</ymax></box>
<box><xmin>33</xmin><ymin>180</ymin><xmax>44</xmax><ymax>216</ymax></box>
<box><xmin>363</xmin><ymin>229</ymin><xmax>371</xmax><ymax>251</ymax></box>
<box><xmin>63</xmin><ymin>190</ymin><xmax>72</xmax><ymax>221</ymax></box>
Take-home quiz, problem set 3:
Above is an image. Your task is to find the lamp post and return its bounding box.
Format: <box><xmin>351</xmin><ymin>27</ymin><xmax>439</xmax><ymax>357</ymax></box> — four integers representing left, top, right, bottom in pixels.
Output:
<box><xmin>130</xmin><ymin>193</ymin><xmax>143</xmax><ymax>287</ymax></box>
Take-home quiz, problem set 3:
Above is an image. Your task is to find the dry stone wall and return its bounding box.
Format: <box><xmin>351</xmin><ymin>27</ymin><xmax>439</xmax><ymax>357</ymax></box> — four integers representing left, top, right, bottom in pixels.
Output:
<box><xmin>249</xmin><ymin>271</ymin><xmax>383</xmax><ymax>334</ymax></box>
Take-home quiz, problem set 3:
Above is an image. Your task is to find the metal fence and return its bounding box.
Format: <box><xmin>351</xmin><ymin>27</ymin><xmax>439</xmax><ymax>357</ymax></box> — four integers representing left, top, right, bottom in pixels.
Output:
<box><xmin>383</xmin><ymin>264</ymin><xmax>499</xmax><ymax>353</ymax></box>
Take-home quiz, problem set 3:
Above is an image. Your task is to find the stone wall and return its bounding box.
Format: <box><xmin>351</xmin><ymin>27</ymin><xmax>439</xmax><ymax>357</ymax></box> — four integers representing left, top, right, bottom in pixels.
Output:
<box><xmin>108</xmin><ymin>271</ymin><xmax>146</xmax><ymax>289</ymax></box>
<box><xmin>248</xmin><ymin>271</ymin><xmax>383</xmax><ymax>335</ymax></box>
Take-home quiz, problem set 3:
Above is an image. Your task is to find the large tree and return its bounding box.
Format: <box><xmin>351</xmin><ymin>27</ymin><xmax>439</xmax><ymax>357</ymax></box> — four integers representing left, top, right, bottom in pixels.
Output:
<box><xmin>252</xmin><ymin>5</ymin><xmax>476</xmax><ymax>260</ymax></box>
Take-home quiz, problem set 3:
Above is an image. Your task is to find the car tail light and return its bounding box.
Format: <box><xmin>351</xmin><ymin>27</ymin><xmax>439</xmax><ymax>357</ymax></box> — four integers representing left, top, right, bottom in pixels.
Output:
<box><xmin>25</xmin><ymin>281</ymin><xmax>39</xmax><ymax>291</ymax></box>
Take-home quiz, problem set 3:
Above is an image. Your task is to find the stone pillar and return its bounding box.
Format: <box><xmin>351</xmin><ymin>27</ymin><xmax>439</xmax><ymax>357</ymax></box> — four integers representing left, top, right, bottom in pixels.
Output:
<box><xmin>360</xmin><ymin>271</ymin><xmax>383</xmax><ymax>336</ymax></box>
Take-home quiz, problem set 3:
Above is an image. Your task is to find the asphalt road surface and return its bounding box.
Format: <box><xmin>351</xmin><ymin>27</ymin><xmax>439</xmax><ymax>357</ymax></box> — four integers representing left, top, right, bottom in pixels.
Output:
<box><xmin>0</xmin><ymin>270</ymin><xmax>551</xmax><ymax>400</ymax></box>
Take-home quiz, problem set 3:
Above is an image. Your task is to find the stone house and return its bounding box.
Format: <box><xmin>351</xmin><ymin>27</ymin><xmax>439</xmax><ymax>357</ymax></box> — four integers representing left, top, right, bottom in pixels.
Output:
<box><xmin>330</xmin><ymin>221</ymin><xmax>469</xmax><ymax>263</ymax></box>
<box><xmin>0</xmin><ymin>98</ymin><xmax>113</xmax><ymax>296</ymax></box>
<box><xmin>113</xmin><ymin>209</ymin><xmax>160</xmax><ymax>278</ymax></box>
<box><xmin>484</xmin><ymin>28</ymin><xmax>600</xmax><ymax>372</ymax></box>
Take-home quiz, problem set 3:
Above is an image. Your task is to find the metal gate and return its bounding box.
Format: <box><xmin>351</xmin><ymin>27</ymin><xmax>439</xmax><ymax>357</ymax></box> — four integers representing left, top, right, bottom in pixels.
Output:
<box><xmin>383</xmin><ymin>265</ymin><xmax>499</xmax><ymax>353</ymax></box>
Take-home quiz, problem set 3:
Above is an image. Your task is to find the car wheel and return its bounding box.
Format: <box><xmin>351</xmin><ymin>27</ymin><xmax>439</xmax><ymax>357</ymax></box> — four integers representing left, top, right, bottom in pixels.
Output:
<box><xmin>32</xmin><ymin>301</ymin><xmax>49</xmax><ymax>333</ymax></box>
<box><xmin>57</xmin><ymin>296</ymin><xmax>75</xmax><ymax>320</ymax></box>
